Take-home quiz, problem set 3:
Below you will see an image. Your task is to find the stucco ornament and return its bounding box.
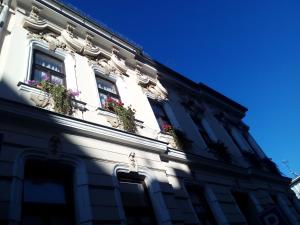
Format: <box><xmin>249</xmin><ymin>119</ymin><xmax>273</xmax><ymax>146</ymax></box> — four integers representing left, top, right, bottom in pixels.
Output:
<box><xmin>90</xmin><ymin>50</ymin><xmax>129</xmax><ymax>77</ymax></box>
<box><xmin>30</xmin><ymin>92</ymin><xmax>52</xmax><ymax>108</ymax></box>
<box><xmin>128</xmin><ymin>152</ymin><xmax>138</xmax><ymax>171</ymax></box>
<box><xmin>29</xmin><ymin>5</ymin><xmax>40</xmax><ymax>20</ymax></box>
<box><xmin>61</xmin><ymin>24</ymin><xmax>102</xmax><ymax>57</ymax></box>
<box><xmin>48</xmin><ymin>135</ymin><xmax>62</xmax><ymax>158</ymax></box>
<box><xmin>136</xmin><ymin>65</ymin><xmax>167</xmax><ymax>100</ymax></box>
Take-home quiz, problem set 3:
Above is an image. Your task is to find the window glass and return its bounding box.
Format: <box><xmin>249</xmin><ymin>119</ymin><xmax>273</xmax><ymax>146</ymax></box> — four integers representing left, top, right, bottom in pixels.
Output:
<box><xmin>96</xmin><ymin>76</ymin><xmax>120</xmax><ymax>108</ymax></box>
<box><xmin>96</xmin><ymin>77</ymin><xmax>117</xmax><ymax>94</ymax></box>
<box><xmin>35</xmin><ymin>52</ymin><xmax>63</xmax><ymax>73</ymax></box>
<box><xmin>31</xmin><ymin>50</ymin><xmax>65</xmax><ymax>86</ymax></box>
<box><xmin>24</xmin><ymin>179</ymin><xmax>66</xmax><ymax>204</ymax></box>
<box><xmin>149</xmin><ymin>100</ymin><xmax>171</xmax><ymax>130</ymax></box>
<box><xmin>22</xmin><ymin>160</ymin><xmax>74</xmax><ymax>225</ymax></box>
<box><xmin>190</xmin><ymin>115</ymin><xmax>212</xmax><ymax>146</ymax></box>
<box><xmin>118</xmin><ymin>173</ymin><xmax>158</xmax><ymax>225</ymax></box>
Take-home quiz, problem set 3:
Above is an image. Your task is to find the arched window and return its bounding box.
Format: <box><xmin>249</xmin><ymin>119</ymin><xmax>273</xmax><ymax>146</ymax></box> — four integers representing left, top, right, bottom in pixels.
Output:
<box><xmin>117</xmin><ymin>172</ymin><xmax>158</xmax><ymax>225</ymax></box>
<box><xmin>22</xmin><ymin>160</ymin><xmax>75</xmax><ymax>225</ymax></box>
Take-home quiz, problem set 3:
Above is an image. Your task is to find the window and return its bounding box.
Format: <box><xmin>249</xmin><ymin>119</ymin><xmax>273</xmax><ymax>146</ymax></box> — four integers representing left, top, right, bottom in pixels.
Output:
<box><xmin>186</xmin><ymin>186</ymin><xmax>217</xmax><ymax>225</ymax></box>
<box><xmin>232</xmin><ymin>191</ymin><xmax>259</xmax><ymax>225</ymax></box>
<box><xmin>22</xmin><ymin>160</ymin><xmax>75</xmax><ymax>225</ymax></box>
<box><xmin>223</xmin><ymin>125</ymin><xmax>243</xmax><ymax>151</ymax></box>
<box><xmin>118</xmin><ymin>172</ymin><xmax>158</xmax><ymax>225</ymax></box>
<box><xmin>190</xmin><ymin>114</ymin><xmax>212</xmax><ymax>146</ymax></box>
<box><xmin>149</xmin><ymin>99</ymin><xmax>171</xmax><ymax>131</ymax></box>
<box><xmin>96</xmin><ymin>76</ymin><xmax>120</xmax><ymax>108</ymax></box>
<box><xmin>31</xmin><ymin>50</ymin><xmax>65</xmax><ymax>85</ymax></box>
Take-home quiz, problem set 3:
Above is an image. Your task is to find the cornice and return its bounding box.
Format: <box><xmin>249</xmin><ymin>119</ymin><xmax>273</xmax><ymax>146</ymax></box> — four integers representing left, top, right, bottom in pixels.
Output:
<box><xmin>164</xmin><ymin>148</ymin><xmax>290</xmax><ymax>185</ymax></box>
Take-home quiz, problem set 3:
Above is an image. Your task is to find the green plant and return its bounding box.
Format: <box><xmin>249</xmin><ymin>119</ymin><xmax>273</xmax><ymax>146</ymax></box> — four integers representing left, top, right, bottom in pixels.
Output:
<box><xmin>162</xmin><ymin>124</ymin><xmax>192</xmax><ymax>150</ymax></box>
<box><xmin>27</xmin><ymin>77</ymin><xmax>80</xmax><ymax>115</ymax></box>
<box><xmin>105</xmin><ymin>97</ymin><xmax>137</xmax><ymax>133</ymax></box>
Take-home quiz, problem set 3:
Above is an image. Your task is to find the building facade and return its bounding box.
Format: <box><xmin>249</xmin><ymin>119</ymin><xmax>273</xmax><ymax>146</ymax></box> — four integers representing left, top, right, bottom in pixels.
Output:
<box><xmin>0</xmin><ymin>0</ymin><xmax>300</xmax><ymax>224</ymax></box>
<box><xmin>291</xmin><ymin>176</ymin><xmax>300</xmax><ymax>199</ymax></box>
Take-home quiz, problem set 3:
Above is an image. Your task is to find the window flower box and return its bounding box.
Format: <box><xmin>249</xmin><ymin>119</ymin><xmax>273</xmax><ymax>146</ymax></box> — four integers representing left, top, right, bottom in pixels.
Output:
<box><xmin>18</xmin><ymin>79</ymin><xmax>86</xmax><ymax>115</ymax></box>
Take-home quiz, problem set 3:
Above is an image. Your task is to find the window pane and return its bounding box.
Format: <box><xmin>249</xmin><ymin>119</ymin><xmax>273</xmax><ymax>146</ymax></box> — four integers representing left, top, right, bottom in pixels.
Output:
<box><xmin>99</xmin><ymin>93</ymin><xmax>108</xmax><ymax>108</ymax></box>
<box><xmin>33</xmin><ymin>69</ymin><xmax>48</xmax><ymax>82</ymax></box>
<box><xmin>22</xmin><ymin>216</ymin><xmax>44</xmax><ymax>225</ymax></box>
<box><xmin>24</xmin><ymin>179</ymin><xmax>66</xmax><ymax>204</ymax></box>
<box><xmin>51</xmin><ymin>75</ymin><xmax>64</xmax><ymax>85</ymax></box>
<box><xmin>149</xmin><ymin>100</ymin><xmax>171</xmax><ymax>130</ymax></box>
<box><xmin>99</xmin><ymin>92</ymin><xmax>119</xmax><ymax>108</ymax></box>
<box><xmin>35</xmin><ymin>52</ymin><xmax>63</xmax><ymax>73</ymax></box>
<box><xmin>96</xmin><ymin>77</ymin><xmax>117</xmax><ymax>94</ymax></box>
<box><xmin>118</xmin><ymin>174</ymin><xmax>158</xmax><ymax>225</ymax></box>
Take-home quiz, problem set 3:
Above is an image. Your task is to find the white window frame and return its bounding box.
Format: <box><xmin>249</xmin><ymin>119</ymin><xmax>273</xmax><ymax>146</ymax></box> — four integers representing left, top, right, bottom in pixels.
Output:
<box><xmin>25</xmin><ymin>40</ymin><xmax>67</xmax><ymax>83</ymax></box>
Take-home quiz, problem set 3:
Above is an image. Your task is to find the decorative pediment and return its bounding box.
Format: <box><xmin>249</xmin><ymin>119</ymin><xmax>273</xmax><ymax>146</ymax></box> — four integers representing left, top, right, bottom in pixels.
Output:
<box><xmin>89</xmin><ymin>54</ymin><xmax>128</xmax><ymax>78</ymax></box>
<box><xmin>60</xmin><ymin>24</ymin><xmax>102</xmax><ymax>57</ymax></box>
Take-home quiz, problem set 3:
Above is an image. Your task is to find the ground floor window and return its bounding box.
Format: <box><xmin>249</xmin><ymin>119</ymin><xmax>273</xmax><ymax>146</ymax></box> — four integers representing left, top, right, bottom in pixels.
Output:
<box><xmin>22</xmin><ymin>160</ymin><xmax>75</xmax><ymax>225</ymax></box>
<box><xmin>117</xmin><ymin>172</ymin><xmax>158</xmax><ymax>225</ymax></box>
<box><xmin>186</xmin><ymin>186</ymin><xmax>217</xmax><ymax>225</ymax></box>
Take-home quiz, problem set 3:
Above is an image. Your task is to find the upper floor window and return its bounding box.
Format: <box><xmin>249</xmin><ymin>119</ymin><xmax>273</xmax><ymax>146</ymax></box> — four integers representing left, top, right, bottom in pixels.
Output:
<box><xmin>117</xmin><ymin>172</ymin><xmax>158</xmax><ymax>225</ymax></box>
<box><xmin>149</xmin><ymin>99</ymin><xmax>171</xmax><ymax>131</ymax></box>
<box><xmin>22</xmin><ymin>160</ymin><xmax>75</xmax><ymax>225</ymax></box>
<box><xmin>31</xmin><ymin>50</ymin><xmax>65</xmax><ymax>85</ymax></box>
<box><xmin>96</xmin><ymin>76</ymin><xmax>120</xmax><ymax>108</ymax></box>
<box><xmin>190</xmin><ymin>114</ymin><xmax>212</xmax><ymax>146</ymax></box>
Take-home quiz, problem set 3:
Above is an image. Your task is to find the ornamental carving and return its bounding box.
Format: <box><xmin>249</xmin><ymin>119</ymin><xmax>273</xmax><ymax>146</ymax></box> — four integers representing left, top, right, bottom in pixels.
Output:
<box><xmin>23</xmin><ymin>7</ymin><xmax>102</xmax><ymax>57</ymax></box>
<box><xmin>136</xmin><ymin>65</ymin><xmax>167</xmax><ymax>100</ymax></box>
<box><xmin>128</xmin><ymin>152</ymin><xmax>138</xmax><ymax>171</ymax></box>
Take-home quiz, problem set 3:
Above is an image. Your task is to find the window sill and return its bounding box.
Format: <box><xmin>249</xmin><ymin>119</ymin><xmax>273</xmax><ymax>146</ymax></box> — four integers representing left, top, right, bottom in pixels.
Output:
<box><xmin>96</xmin><ymin>107</ymin><xmax>144</xmax><ymax>129</ymax></box>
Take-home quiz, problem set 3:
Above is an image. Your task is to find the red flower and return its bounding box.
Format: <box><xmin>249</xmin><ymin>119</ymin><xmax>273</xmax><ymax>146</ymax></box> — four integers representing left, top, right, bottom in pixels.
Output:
<box><xmin>162</xmin><ymin>123</ymin><xmax>173</xmax><ymax>133</ymax></box>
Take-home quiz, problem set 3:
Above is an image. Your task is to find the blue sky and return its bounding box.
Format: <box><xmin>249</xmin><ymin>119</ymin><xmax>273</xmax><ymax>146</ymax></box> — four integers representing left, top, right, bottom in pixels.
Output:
<box><xmin>63</xmin><ymin>0</ymin><xmax>300</xmax><ymax>177</ymax></box>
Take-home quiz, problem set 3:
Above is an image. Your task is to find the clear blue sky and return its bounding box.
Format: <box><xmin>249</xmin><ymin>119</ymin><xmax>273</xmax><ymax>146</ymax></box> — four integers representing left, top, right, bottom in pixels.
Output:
<box><xmin>62</xmin><ymin>0</ymin><xmax>300</xmax><ymax>177</ymax></box>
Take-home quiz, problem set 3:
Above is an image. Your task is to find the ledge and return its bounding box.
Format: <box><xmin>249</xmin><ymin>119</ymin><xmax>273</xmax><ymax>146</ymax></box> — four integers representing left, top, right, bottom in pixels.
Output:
<box><xmin>0</xmin><ymin>97</ymin><xmax>167</xmax><ymax>153</ymax></box>
<box><xmin>97</xmin><ymin>107</ymin><xmax>144</xmax><ymax>128</ymax></box>
<box><xmin>18</xmin><ymin>81</ymin><xmax>87</xmax><ymax>112</ymax></box>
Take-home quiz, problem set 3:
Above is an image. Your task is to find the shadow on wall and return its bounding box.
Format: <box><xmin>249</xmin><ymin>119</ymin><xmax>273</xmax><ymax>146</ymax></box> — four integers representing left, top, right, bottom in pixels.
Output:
<box><xmin>0</xmin><ymin>80</ymin><xmax>175</xmax><ymax>225</ymax></box>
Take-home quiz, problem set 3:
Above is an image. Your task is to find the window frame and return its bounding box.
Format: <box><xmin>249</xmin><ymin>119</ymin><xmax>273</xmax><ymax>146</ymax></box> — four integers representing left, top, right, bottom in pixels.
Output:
<box><xmin>185</xmin><ymin>185</ymin><xmax>218</xmax><ymax>225</ymax></box>
<box><xmin>31</xmin><ymin>49</ymin><xmax>66</xmax><ymax>86</ymax></box>
<box><xmin>95</xmin><ymin>74</ymin><xmax>120</xmax><ymax>108</ymax></box>
<box><xmin>190</xmin><ymin>114</ymin><xmax>212</xmax><ymax>146</ymax></box>
<box><xmin>149</xmin><ymin>99</ymin><xmax>171</xmax><ymax>131</ymax></box>
<box><xmin>117</xmin><ymin>172</ymin><xmax>158</xmax><ymax>225</ymax></box>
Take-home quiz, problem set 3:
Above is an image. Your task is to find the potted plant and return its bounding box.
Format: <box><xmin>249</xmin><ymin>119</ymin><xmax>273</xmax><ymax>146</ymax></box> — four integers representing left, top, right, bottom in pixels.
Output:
<box><xmin>26</xmin><ymin>76</ymin><xmax>81</xmax><ymax>115</ymax></box>
<box><xmin>104</xmin><ymin>97</ymin><xmax>137</xmax><ymax>133</ymax></box>
<box><xmin>162</xmin><ymin>123</ymin><xmax>192</xmax><ymax>150</ymax></box>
